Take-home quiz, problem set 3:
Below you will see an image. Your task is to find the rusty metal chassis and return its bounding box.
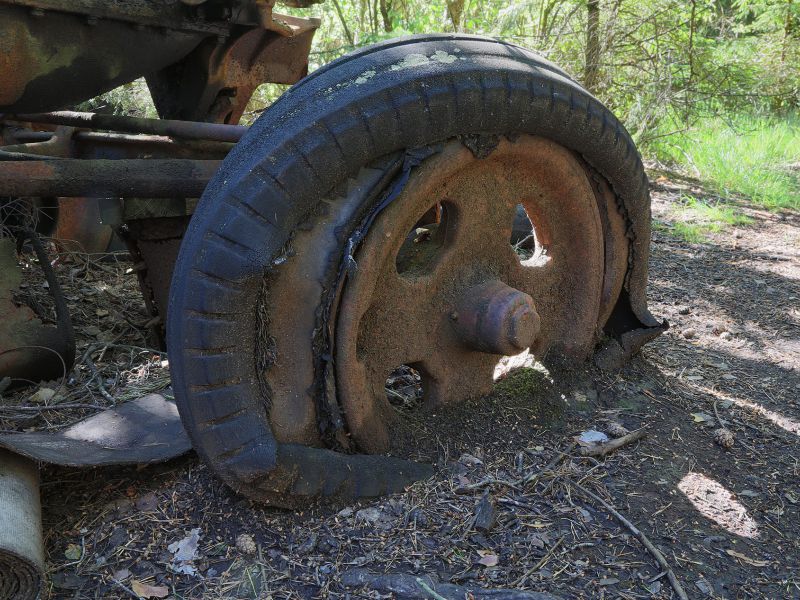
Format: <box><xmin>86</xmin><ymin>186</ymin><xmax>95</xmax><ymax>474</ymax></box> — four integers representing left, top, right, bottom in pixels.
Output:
<box><xmin>0</xmin><ymin>111</ymin><xmax>242</xmax><ymax>354</ymax></box>
<box><xmin>1</xmin><ymin>0</ymin><xmax>320</xmax><ymax>354</ymax></box>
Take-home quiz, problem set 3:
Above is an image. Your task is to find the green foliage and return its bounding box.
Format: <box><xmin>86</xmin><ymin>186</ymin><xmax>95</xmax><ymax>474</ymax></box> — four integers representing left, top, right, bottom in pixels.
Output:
<box><xmin>76</xmin><ymin>79</ymin><xmax>156</xmax><ymax>118</ymax></box>
<box><xmin>258</xmin><ymin>0</ymin><xmax>800</xmax><ymax>211</ymax></box>
<box><xmin>268</xmin><ymin>0</ymin><xmax>798</xmax><ymax>151</ymax></box>
<box><xmin>78</xmin><ymin>0</ymin><xmax>800</xmax><ymax>211</ymax></box>
<box><xmin>682</xmin><ymin>196</ymin><xmax>754</xmax><ymax>227</ymax></box>
<box><xmin>88</xmin><ymin>1</ymin><xmax>800</xmax><ymax>139</ymax></box>
<box><xmin>655</xmin><ymin>195</ymin><xmax>754</xmax><ymax>243</ymax></box>
<box><xmin>648</xmin><ymin>114</ymin><xmax>800</xmax><ymax>209</ymax></box>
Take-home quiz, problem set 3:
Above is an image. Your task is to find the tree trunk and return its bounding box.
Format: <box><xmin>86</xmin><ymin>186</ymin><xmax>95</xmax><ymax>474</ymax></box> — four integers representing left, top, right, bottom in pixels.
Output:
<box><xmin>331</xmin><ymin>0</ymin><xmax>354</xmax><ymax>45</ymax></box>
<box><xmin>380</xmin><ymin>0</ymin><xmax>393</xmax><ymax>32</ymax></box>
<box><xmin>584</xmin><ymin>0</ymin><xmax>601</xmax><ymax>92</ymax></box>
<box><xmin>783</xmin><ymin>0</ymin><xmax>794</xmax><ymax>63</ymax></box>
<box><xmin>446</xmin><ymin>0</ymin><xmax>465</xmax><ymax>32</ymax></box>
<box><xmin>688</xmin><ymin>0</ymin><xmax>697</xmax><ymax>82</ymax></box>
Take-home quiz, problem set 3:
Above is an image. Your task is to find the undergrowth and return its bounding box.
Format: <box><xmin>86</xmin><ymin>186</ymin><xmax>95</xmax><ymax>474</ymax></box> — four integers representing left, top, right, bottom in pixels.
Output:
<box><xmin>654</xmin><ymin>195</ymin><xmax>755</xmax><ymax>243</ymax></box>
<box><xmin>647</xmin><ymin>115</ymin><xmax>800</xmax><ymax>211</ymax></box>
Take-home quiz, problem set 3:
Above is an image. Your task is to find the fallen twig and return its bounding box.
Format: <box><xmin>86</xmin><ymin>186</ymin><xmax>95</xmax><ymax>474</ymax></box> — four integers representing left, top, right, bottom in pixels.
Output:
<box><xmin>520</xmin><ymin>444</ymin><xmax>574</xmax><ymax>485</ymax></box>
<box><xmin>84</xmin><ymin>354</ymin><xmax>116</xmax><ymax>404</ymax></box>
<box><xmin>0</xmin><ymin>403</ymin><xmax>103</xmax><ymax>413</ymax></box>
<box><xmin>454</xmin><ymin>444</ymin><xmax>574</xmax><ymax>495</ymax></box>
<box><xmin>564</xmin><ymin>476</ymin><xmax>689</xmax><ymax>600</ymax></box>
<box><xmin>579</xmin><ymin>427</ymin><xmax>647</xmax><ymax>457</ymax></box>
<box><xmin>454</xmin><ymin>477</ymin><xmax>522</xmax><ymax>494</ymax></box>
<box><xmin>415</xmin><ymin>578</ymin><xmax>449</xmax><ymax>600</ymax></box>
<box><xmin>110</xmin><ymin>578</ymin><xmax>140</xmax><ymax>599</ymax></box>
<box><xmin>512</xmin><ymin>536</ymin><xmax>565</xmax><ymax>586</ymax></box>
<box><xmin>713</xmin><ymin>401</ymin><xmax>725</xmax><ymax>428</ymax></box>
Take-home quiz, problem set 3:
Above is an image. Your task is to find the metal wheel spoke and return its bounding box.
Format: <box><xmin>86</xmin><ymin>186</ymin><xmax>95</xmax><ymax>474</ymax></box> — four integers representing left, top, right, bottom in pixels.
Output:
<box><xmin>354</xmin><ymin>271</ymin><xmax>436</xmax><ymax>372</ymax></box>
<box><xmin>419</xmin><ymin>351</ymin><xmax>496</xmax><ymax>408</ymax></box>
<box><xmin>508</xmin><ymin>259</ymin><xmax>561</xmax><ymax>352</ymax></box>
<box><xmin>444</xmin><ymin>193</ymin><xmax>519</xmax><ymax>271</ymax></box>
<box><xmin>510</xmin><ymin>258</ymin><xmax>559</xmax><ymax>304</ymax></box>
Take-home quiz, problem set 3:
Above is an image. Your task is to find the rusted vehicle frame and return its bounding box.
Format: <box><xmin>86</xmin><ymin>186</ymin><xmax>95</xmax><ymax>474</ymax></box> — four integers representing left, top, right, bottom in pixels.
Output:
<box><xmin>1</xmin><ymin>0</ymin><xmax>320</xmax><ymax>379</ymax></box>
<box><xmin>0</xmin><ymin>159</ymin><xmax>220</xmax><ymax>197</ymax></box>
<box><xmin>0</xmin><ymin>1</ymin><xmax>665</xmax><ymax>531</ymax></box>
<box><xmin>7</xmin><ymin>111</ymin><xmax>247</xmax><ymax>142</ymax></box>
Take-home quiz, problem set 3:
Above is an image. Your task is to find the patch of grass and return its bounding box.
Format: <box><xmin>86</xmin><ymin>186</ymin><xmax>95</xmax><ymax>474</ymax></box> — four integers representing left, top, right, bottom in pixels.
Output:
<box><xmin>648</xmin><ymin>114</ymin><xmax>800</xmax><ymax>210</ymax></box>
<box><xmin>682</xmin><ymin>196</ymin><xmax>754</xmax><ymax>227</ymax></box>
<box><xmin>669</xmin><ymin>221</ymin><xmax>707</xmax><ymax>243</ymax></box>
<box><xmin>657</xmin><ymin>195</ymin><xmax>754</xmax><ymax>243</ymax></box>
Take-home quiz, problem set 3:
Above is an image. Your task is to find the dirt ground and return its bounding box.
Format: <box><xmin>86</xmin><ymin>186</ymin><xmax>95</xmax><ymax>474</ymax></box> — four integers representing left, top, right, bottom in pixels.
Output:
<box><xmin>8</xmin><ymin>172</ymin><xmax>800</xmax><ymax>599</ymax></box>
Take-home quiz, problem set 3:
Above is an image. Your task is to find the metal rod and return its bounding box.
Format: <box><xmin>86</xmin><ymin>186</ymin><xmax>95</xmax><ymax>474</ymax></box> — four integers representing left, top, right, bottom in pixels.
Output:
<box><xmin>5</xmin><ymin>131</ymin><xmax>51</xmax><ymax>143</ymax></box>
<box><xmin>1</xmin><ymin>132</ymin><xmax>234</xmax><ymax>160</ymax></box>
<box><xmin>4</xmin><ymin>111</ymin><xmax>248</xmax><ymax>143</ymax></box>
<box><xmin>74</xmin><ymin>131</ymin><xmax>235</xmax><ymax>158</ymax></box>
<box><xmin>0</xmin><ymin>159</ymin><xmax>221</xmax><ymax>197</ymax></box>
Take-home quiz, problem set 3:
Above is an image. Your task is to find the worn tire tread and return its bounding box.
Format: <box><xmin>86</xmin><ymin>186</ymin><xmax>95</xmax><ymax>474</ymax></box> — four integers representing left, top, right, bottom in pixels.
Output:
<box><xmin>168</xmin><ymin>35</ymin><xmax>651</xmax><ymax>503</ymax></box>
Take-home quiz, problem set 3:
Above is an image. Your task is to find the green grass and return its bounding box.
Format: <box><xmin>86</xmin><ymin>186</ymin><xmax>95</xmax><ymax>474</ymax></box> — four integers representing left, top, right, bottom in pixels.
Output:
<box><xmin>647</xmin><ymin>114</ymin><xmax>800</xmax><ymax>210</ymax></box>
<box><xmin>656</xmin><ymin>195</ymin><xmax>754</xmax><ymax>243</ymax></box>
<box><xmin>682</xmin><ymin>196</ymin><xmax>754</xmax><ymax>227</ymax></box>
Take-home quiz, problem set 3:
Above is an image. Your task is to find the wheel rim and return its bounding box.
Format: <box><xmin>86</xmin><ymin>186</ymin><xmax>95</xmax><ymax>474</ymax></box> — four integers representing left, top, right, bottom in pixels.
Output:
<box><xmin>335</xmin><ymin>136</ymin><xmax>605</xmax><ymax>453</ymax></box>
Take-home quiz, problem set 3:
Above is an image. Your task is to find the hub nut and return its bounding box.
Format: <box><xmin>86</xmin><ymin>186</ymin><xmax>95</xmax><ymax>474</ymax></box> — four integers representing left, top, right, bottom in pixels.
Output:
<box><xmin>451</xmin><ymin>280</ymin><xmax>541</xmax><ymax>356</ymax></box>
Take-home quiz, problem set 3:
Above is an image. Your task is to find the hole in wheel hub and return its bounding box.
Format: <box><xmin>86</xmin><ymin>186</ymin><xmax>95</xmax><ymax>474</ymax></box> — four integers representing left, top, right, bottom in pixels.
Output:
<box><xmin>395</xmin><ymin>201</ymin><xmax>453</xmax><ymax>277</ymax></box>
<box><xmin>385</xmin><ymin>364</ymin><xmax>424</xmax><ymax>411</ymax></box>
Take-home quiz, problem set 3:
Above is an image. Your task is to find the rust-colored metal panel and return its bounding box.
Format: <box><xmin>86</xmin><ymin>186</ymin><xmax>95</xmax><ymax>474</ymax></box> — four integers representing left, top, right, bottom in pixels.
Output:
<box><xmin>0</xmin><ymin>235</ymin><xmax>74</xmax><ymax>383</ymax></box>
<box><xmin>0</xmin><ymin>1</ymin><xmax>318</xmax><ymax>116</ymax></box>
<box><xmin>147</xmin><ymin>21</ymin><xmax>318</xmax><ymax>122</ymax></box>
<box><xmin>52</xmin><ymin>198</ymin><xmax>113</xmax><ymax>254</ymax></box>
<box><xmin>0</xmin><ymin>4</ymin><xmax>204</xmax><ymax>112</ymax></box>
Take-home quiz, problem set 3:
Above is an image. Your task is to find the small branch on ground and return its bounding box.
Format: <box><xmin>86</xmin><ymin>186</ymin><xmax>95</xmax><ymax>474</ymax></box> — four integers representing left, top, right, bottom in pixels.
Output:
<box><xmin>564</xmin><ymin>476</ymin><xmax>689</xmax><ymax>600</ymax></box>
<box><xmin>513</xmin><ymin>536</ymin><xmax>565</xmax><ymax>586</ymax></box>
<box><xmin>455</xmin><ymin>444</ymin><xmax>575</xmax><ymax>494</ymax></box>
<box><xmin>454</xmin><ymin>477</ymin><xmax>522</xmax><ymax>495</ymax></box>
<box><xmin>84</xmin><ymin>354</ymin><xmax>116</xmax><ymax>404</ymax></box>
<box><xmin>712</xmin><ymin>401</ymin><xmax>735</xmax><ymax>449</ymax></box>
<box><xmin>579</xmin><ymin>427</ymin><xmax>647</xmax><ymax>457</ymax></box>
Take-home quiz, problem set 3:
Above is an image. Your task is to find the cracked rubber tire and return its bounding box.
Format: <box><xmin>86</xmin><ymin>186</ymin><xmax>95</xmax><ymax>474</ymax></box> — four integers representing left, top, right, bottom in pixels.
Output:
<box><xmin>168</xmin><ymin>34</ymin><xmax>655</xmax><ymax>504</ymax></box>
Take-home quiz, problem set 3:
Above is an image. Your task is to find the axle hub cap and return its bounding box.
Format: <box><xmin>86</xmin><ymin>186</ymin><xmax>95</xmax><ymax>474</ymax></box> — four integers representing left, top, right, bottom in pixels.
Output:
<box><xmin>452</xmin><ymin>280</ymin><xmax>540</xmax><ymax>356</ymax></box>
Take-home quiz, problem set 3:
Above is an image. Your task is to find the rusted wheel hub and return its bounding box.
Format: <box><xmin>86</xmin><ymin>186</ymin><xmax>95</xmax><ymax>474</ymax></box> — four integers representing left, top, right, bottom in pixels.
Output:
<box><xmin>336</xmin><ymin>136</ymin><xmax>606</xmax><ymax>453</ymax></box>
<box><xmin>452</xmin><ymin>280</ymin><xmax>541</xmax><ymax>356</ymax></box>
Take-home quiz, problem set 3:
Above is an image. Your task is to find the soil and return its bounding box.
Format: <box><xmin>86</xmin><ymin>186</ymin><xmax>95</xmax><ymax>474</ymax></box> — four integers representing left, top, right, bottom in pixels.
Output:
<box><xmin>1</xmin><ymin>250</ymin><xmax>170</xmax><ymax>432</ymax></box>
<box><xmin>8</xmin><ymin>172</ymin><xmax>800</xmax><ymax>599</ymax></box>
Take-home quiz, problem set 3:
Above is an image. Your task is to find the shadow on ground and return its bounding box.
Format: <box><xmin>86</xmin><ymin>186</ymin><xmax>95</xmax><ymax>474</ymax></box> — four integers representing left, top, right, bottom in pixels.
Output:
<box><xmin>38</xmin><ymin>183</ymin><xmax>799</xmax><ymax>599</ymax></box>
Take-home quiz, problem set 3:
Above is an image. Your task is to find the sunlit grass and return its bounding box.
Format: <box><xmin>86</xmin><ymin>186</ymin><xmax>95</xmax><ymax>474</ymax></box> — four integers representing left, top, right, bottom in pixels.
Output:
<box><xmin>655</xmin><ymin>194</ymin><xmax>754</xmax><ymax>243</ymax></box>
<box><xmin>648</xmin><ymin>115</ymin><xmax>800</xmax><ymax>210</ymax></box>
<box><xmin>682</xmin><ymin>196</ymin><xmax>753</xmax><ymax>226</ymax></box>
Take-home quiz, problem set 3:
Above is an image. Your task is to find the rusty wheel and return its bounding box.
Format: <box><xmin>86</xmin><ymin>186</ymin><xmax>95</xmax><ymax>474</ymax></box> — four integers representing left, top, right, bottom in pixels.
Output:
<box><xmin>336</xmin><ymin>137</ymin><xmax>606</xmax><ymax>453</ymax></box>
<box><xmin>168</xmin><ymin>34</ymin><xmax>663</xmax><ymax>505</ymax></box>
